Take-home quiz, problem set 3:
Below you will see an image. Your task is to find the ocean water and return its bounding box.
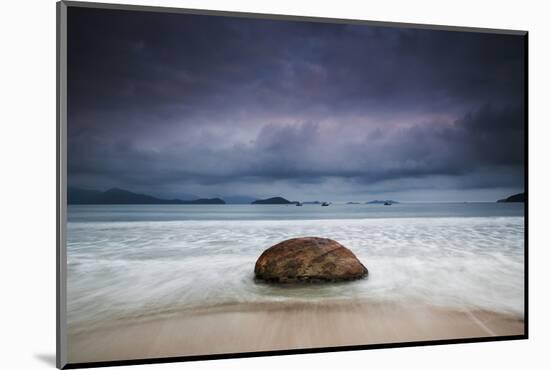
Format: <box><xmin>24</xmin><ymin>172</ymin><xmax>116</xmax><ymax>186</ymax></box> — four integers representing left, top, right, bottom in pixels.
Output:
<box><xmin>67</xmin><ymin>203</ymin><xmax>525</xmax><ymax>333</ymax></box>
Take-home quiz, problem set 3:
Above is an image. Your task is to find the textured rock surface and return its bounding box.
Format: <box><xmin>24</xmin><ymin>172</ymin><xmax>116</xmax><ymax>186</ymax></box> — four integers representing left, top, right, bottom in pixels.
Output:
<box><xmin>254</xmin><ymin>237</ymin><xmax>368</xmax><ymax>283</ymax></box>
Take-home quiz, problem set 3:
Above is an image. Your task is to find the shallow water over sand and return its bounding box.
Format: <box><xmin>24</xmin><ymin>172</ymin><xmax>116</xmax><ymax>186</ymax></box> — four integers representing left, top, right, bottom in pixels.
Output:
<box><xmin>67</xmin><ymin>203</ymin><xmax>524</xmax><ymax>334</ymax></box>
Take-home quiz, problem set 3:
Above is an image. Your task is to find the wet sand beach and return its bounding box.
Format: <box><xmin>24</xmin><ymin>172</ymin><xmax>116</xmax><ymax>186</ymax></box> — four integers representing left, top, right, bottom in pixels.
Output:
<box><xmin>68</xmin><ymin>300</ymin><xmax>524</xmax><ymax>363</ymax></box>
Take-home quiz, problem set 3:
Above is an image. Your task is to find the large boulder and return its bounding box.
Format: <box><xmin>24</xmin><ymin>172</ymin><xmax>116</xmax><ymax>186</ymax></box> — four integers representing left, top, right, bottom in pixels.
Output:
<box><xmin>254</xmin><ymin>237</ymin><xmax>368</xmax><ymax>283</ymax></box>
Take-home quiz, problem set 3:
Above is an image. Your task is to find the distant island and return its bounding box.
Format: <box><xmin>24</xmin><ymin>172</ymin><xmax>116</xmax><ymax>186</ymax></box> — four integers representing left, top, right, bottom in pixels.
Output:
<box><xmin>68</xmin><ymin>187</ymin><xmax>225</xmax><ymax>205</ymax></box>
<box><xmin>346</xmin><ymin>202</ymin><xmax>361</xmax><ymax>204</ymax></box>
<box><xmin>251</xmin><ymin>197</ymin><xmax>298</xmax><ymax>205</ymax></box>
<box><xmin>497</xmin><ymin>192</ymin><xmax>525</xmax><ymax>203</ymax></box>
<box><xmin>366</xmin><ymin>200</ymin><xmax>399</xmax><ymax>205</ymax></box>
<box><xmin>303</xmin><ymin>201</ymin><xmax>321</xmax><ymax>205</ymax></box>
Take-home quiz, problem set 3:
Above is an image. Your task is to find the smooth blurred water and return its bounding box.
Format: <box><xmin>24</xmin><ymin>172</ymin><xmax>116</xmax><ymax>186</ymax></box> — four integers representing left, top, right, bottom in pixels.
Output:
<box><xmin>67</xmin><ymin>203</ymin><xmax>524</xmax><ymax>333</ymax></box>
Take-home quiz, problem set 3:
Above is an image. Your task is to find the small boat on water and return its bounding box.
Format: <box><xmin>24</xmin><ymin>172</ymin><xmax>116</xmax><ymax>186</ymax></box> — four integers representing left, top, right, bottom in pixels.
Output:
<box><xmin>321</xmin><ymin>202</ymin><xmax>331</xmax><ymax>206</ymax></box>
<box><xmin>384</xmin><ymin>201</ymin><xmax>392</xmax><ymax>206</ymax></box>
<box><xmin>295</xmin><ymin>202</ymin><xmax>303</xmax><ymax>206</ymax></box>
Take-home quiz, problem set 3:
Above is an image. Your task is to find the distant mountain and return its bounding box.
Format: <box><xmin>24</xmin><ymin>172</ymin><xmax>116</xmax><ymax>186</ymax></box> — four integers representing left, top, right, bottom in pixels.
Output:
<box><xmin>497</xmin><ymin>192</ymin><xmax>525</xmax><ymax>203</ymax></box>
<box><xmin>252</xmin><ymin>197</ymin><xmax>296</xmax><ymax>205</ymax></box>
<box><xmin>224</xmin><ymin>195</ymin><xmax>258</xmax><ymax>204</ymax></box>
<box><xmin>100</xmin><ymin>188</ymin><xmax>174</xmax><ymax>204</ymax></box>
<box><xmin>68</xmin><ymin>187</ymin><xmax>225</xmax><ymax>205</ymax></box>
<box><xmin>366</xmin><ymin>200</ymin><xmax>399</xmax><ymax>205</ymax></box>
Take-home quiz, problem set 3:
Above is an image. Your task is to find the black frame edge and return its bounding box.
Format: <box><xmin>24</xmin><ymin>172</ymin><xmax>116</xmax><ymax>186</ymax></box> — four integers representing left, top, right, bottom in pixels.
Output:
<box><xmin>61</xmin><ymin>0</ymin><xmax>527</xmax><ymax>35</ymax></box>
<box><xmin>57</xmin><ymin>1</ymin><xmax>68</xmax><ymax>369</ymax></box>
<box><xmin>523</xmin><ymin>31</ymin><xmax>529</xmax><ymax>340</ymax></box>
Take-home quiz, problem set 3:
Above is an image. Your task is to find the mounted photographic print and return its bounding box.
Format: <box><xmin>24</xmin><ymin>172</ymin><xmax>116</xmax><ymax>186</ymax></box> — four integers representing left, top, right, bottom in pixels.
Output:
<box><xmin>56</xmin><ymin>1</ymin><xmax>528</xmax><ymax>368</ymax></box>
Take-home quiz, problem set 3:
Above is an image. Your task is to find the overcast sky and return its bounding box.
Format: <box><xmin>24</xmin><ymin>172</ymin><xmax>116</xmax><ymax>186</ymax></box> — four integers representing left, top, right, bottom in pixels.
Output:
<box><xmin>67</xmin><ymin>7</ymin><xmax>526</xmax><ymax>202</ymax></box>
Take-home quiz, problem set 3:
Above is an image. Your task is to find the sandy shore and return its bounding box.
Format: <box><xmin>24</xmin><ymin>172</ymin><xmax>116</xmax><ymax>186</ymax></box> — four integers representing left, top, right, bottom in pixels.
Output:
<box><xmin>67</xmin><ymin>300</ymin><xmax>524</xmax><ymax>364</ymax></box>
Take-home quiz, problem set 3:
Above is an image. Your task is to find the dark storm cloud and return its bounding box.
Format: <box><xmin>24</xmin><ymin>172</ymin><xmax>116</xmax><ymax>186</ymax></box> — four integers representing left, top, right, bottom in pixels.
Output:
<box><xmin>68</xmin><ymin>104</ymin><xmax>523</xmax><ymax>184</ymax></box>
<box><xmin>67</xmin><ymin>7</ymin><xmax>525</xmax><ymax>200</ymax></box>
